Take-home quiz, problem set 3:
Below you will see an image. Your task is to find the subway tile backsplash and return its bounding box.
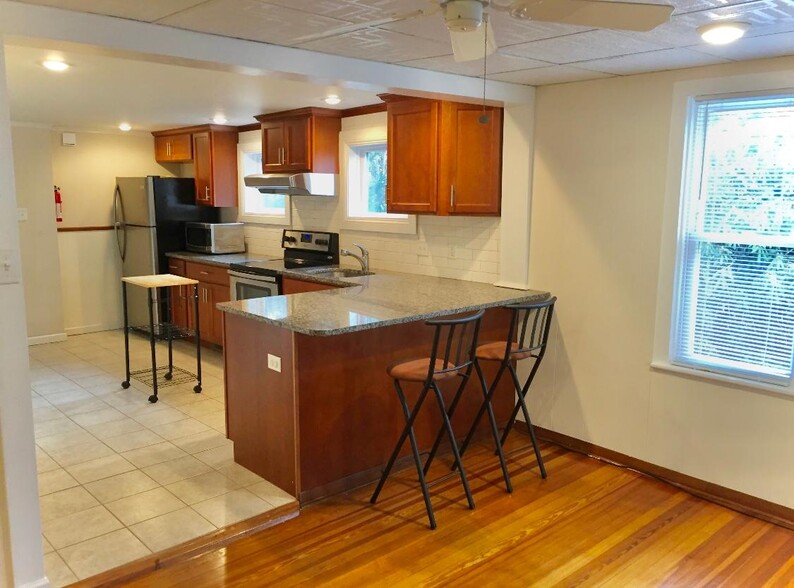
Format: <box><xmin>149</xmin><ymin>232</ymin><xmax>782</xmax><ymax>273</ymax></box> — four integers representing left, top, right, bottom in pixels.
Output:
<box><xmin>242</xmin><ymin>198</ymin><xmax>500</xmax><ymax>284</ymax></box>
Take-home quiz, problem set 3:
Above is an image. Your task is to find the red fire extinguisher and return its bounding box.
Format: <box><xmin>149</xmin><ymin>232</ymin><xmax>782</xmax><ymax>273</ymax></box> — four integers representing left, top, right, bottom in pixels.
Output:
<box><xmin>54</xmin><ymin>185</ymin><xmax>63</xmax><ymax>223</ymax></box>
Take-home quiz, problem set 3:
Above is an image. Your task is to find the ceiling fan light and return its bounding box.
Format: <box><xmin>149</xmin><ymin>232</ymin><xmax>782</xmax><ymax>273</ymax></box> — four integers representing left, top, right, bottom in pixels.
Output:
<box><xmin>698</xmin><ymin>22</ymin><xmax>750</xmax><ymax>45</ymax></box>
<box><xmin>444</xmin><ymin>0</ymin><xmax>485</xmax><ymax>32</ymax></box>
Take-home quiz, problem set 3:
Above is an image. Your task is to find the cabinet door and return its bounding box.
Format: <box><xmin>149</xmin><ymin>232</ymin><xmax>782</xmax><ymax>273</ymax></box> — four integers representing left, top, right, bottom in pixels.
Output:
<box><xmin>441</xmin><ymin>104</ymin><xmax>503</xmax><ymax>216</ymax></box>
<box><xmin>154</xmin><ymin>136</ymin><xmax>171</xmax><ymax>162</ymax></box>
<box><xmin>386</xmin><ymin>99</ymin><xmax>439</xmax><ymax>214</ymax></box>
<box><xmin>196</xmin><ymin>283</ymin><xmax>215</xmax><ymax>343</ymax></box>
<box><xmin>283</xmin><ymin>117</ymin><xmax>310</xmax><ymax>171</ymax></box>
<box><xmin>261</xmin><ymin>121</ymin><xmax>285</xmax><ymax>172</ymax></box>
<box><xmin>210</xmin><ymin>282</ymin><xmax>231</xmax><ymax>345</ymax></box>
<box><xmin>281</xmin><ymin>277</ymin><xmax>339</xmax><ymax>295</ymax></box>
<box><xmin>169</xmin><ymin>133</ymin><xmax>193</xmax><ymax>162</ymax></box>
<box><xmin>193</xmin><ymin>132</ymin><xmax>213</xmax><ymax>206</ymax></box>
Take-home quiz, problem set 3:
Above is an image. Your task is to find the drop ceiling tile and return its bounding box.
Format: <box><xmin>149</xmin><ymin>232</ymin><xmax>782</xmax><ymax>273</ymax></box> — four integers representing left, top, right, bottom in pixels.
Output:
<box><xmin>298</xmin><ymin>28</ymin><xmax>452</xmax><ymax>63</ymax></box>
<box><xmin>13</xmin><ymin>0</ymin><xmax>209</xmax><ymax>22</ymax></box>
<box><xmin>500</xmin><ymin>29</ymin><xmax>672</xmax><ymax>64</ymax></box>
<box><xmin>690</xmin><ymin>30</ymin><xmax>794</xmax><ymax>60</ymax></box>
<box><xmin>576</xmin><ymin>47</ymin><xmax>730</xmax><ymax>75</ymax></box>
<box><xmin>158</xmin><ymin>0</ymin><xmax>352</xmax><ymax>46</ymax></box>
<box><xmin>263</xmin><ymin>0</ymin><xmax>432</xmax><ymax>23</ymax></box>
<box><xmin>399</xmin><ymin>52</ymin><xmax>550</xmax><ymax>77</ymax></box>
<box><xmin>490</xmin><ymin>65</ymin><xmax>614</xmax><ymax>86</ymax></box>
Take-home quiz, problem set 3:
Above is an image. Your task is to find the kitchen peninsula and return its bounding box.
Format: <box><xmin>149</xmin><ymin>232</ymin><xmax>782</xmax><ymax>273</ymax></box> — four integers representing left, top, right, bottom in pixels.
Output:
<box><xmin>218</xmin><ymin>271</ymin><xmax>549</xmax><ymax>504</ymax></box>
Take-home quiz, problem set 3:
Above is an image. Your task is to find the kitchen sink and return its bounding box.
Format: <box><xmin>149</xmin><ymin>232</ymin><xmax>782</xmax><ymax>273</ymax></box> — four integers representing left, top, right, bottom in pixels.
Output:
<box><xmin>308</xmin><ymin>268</ymin><xmax>374</xmax><ymax>278</ymax></box>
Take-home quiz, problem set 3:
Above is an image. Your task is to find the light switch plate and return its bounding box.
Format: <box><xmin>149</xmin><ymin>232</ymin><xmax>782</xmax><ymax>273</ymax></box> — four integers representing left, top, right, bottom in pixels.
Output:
<box><xmin>267</xmin><ymin>353</ymin><xmax>282</xmax><ymax>373</ymax></box>
<box><xmin>0</xmin><ymin>250</ymin><xmax>21</xmax><ymax>285</ymax></box>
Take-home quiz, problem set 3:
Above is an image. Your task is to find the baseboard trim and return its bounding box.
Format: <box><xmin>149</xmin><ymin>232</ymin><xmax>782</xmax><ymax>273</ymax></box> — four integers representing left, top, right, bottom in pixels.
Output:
<box><xmin>64</xmin><ymin>324</ymin><xmax>118</xmax><ymax>336</ymax></box>
<box><xmin>27</xmin><ymin>333</ymin><xmax>67</xmax><ymax>346</ymax></box>
<box><xmin>70</xmin><ymin>502</ymin><xmax>299</xmax><ymax>588</ymax></box>
<box><xmin>19</xmin><ymin>577</ymin><xmax>50</xmax><ymax>588</ymax></box>
<box><xmin>535</xmin><ymin>426</ymin><xmax>794</xmax><ymax>531</ymax></box>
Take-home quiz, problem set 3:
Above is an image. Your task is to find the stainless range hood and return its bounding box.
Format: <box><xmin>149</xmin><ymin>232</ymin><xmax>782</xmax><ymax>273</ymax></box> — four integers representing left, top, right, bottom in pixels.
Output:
<box><xmin>244</xmin><ymin>173</ymin><xmax>336</xmax><ymax>197</ymax></box>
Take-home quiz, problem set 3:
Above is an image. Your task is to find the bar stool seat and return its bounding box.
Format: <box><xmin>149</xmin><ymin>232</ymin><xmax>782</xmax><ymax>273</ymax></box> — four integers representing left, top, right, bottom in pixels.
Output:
<box><xmin>476</xmin><ymin>341</ymin><xmax>535</xmax><ymax>361</ymax></box>
<box><xmin>371</xmin><ymin>310</ymin><xmax>485</xmax><ymax>530</ymax></box>
<box><xmin>387</xmin><ymin>359</ymin><xmax>460</xmax><ymax>382</ymax></box>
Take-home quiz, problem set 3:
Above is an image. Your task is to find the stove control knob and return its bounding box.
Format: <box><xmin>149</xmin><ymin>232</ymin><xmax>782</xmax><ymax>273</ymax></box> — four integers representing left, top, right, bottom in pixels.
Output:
<box><xmin>284</xmin><ymin>236</ymin><xmax>297</xmax><ymax>243</ymax></box>
<box><xmin>315</xmin><ymin>239</ymin><xmax>328</xmax><ymax>246</ymax></box>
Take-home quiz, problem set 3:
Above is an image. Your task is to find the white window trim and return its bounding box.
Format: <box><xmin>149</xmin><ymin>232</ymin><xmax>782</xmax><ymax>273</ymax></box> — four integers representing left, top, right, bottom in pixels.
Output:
<box><xmin>237</xmin><ymin>134</ymin><xmax>291</xmax><ymax>226</ymax></box>
<box><xmin>652</xmin><ymin>70</ymin><xmax>794</xmax><ymax>397</ymax></box>
<box><xmin>339</xmin><ymin>116</ymin><xmax>416</xmax><ymax>235</ymax></box>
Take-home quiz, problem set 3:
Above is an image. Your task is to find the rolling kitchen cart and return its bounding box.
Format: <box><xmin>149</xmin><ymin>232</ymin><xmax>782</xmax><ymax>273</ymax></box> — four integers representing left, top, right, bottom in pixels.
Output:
<box><xmin>121</xmin><ymin>274</ymin><xmax>202</xmax><ymax>403</ymax></box>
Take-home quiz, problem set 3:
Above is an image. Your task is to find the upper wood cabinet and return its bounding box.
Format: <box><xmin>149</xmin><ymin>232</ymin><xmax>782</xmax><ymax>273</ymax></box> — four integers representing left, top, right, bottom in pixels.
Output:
<box><xmin>153</xmin><ymin>133</ymin><xmax>193</xmax><ymax>163</ymax></box>
<box><xmin>380</xmin><ymin>95</ymin><xmax>503</xmax><ymax>216</ymax></box>
<box><xmin>255</xmin><ymin>108</ymin><xmax>342</xmax><ymax>174</ymax></box>
<box><xmin>152</xmin><ymin>125</ymin><xmax>238</xmax><ymax>207</ymax></box>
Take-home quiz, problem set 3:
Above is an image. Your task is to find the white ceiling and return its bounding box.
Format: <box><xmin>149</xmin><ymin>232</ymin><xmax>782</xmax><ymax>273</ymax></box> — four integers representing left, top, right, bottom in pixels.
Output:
<box><xmin>4</xmin><ymin>0</ymin><xmax>794</xmax><ymax>131</ymax></box>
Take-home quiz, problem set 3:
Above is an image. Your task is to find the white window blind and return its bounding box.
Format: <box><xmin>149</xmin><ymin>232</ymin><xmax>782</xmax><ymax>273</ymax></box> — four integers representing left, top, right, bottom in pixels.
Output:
<box><xmin>671</xmin><ymin>93</ymin><xmax>794</xmax><ymax>385</ymax></box>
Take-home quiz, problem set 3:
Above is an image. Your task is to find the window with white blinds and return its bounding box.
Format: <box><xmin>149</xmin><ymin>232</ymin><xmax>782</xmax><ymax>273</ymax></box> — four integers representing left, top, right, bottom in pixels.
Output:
<box><xmin>671</xmin><ymin>93</ymin><xmax>794</xmax><ymax>385</ymax></box>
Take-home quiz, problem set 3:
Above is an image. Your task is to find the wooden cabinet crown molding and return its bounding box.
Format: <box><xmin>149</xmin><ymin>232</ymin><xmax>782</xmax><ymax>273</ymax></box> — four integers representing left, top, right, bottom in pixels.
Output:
<box><xmin>254</xmin><ymin>107</ymin><xmax>342</xmax><ymax>123</ymax></box>
<box><xmin>151</xmin><ymin>124</ymin><xmax>239</xmax><ymax>137</ymax></box>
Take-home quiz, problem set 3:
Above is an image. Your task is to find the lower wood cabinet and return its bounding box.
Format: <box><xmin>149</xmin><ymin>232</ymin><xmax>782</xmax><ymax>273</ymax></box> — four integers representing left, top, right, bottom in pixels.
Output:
<box><xmin>281</xmin><ymin>277</ymin><xmax>340</xmax><ymax>295</ymax></box>
<box><xmin>167</xmin><ymin>259</ymin><xmax>231</xmax><ymax>347</ymax></box>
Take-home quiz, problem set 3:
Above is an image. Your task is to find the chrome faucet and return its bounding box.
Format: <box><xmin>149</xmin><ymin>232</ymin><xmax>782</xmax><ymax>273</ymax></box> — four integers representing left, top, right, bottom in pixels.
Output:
<box><xmin>341</xmin><ymin>243</ymin><xmax>369</xmax><ymax>273</ymax></box>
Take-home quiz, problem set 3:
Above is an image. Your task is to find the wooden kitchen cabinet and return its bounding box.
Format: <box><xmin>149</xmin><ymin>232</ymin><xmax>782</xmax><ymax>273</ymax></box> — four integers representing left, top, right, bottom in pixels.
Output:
<box><xmin>154</xmin><ymin>132</ymin><xmax>193</xmax><ymax>163</ymax></box>
<box><xmin>166</xmin><ymin>258</ymin><xmax>189</xmax><ymax>331</ymax></box>
<box><xmin>380</xmin><ymin>95</ymin><xmax>503</xmax><ymax>216</ymax></box>
<box><xmin>193</xmin><ymin>127</ymin><xmax>239</xmax><ymax>207</ymax></box>
<box><xmin>255</xmin><ymin>108</ymin><xmax>342</xmax><ymax>174</ymax></box>
<box><xmin>282</xmin><ymin>277</ymin><xmax>340</xmax><ymax>295</ymax></box>
<box><xmin>184</xmin><ymin>261</ymin><xmax>231</xmax><ymax>346</ymax></box>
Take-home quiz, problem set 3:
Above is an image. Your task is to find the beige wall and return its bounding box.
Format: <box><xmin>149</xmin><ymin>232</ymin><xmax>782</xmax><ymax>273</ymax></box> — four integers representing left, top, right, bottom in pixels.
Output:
<box><xmin>528</xmin><ymin>55</ymin><xmax>794</xmax><ymax>508</ymax></box>
<box><xmin>12</xmin><ymin>125</ymin><xmax>65</xmax><ymax>342</ymax></box>
<box><xmin>51</xmin><ymin>131</ymin><xmax>174</xmax><ymax>334</ymax></box>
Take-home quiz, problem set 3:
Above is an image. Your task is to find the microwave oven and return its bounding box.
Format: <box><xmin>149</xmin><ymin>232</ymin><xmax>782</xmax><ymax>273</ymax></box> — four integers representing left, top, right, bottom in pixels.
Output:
<box><xmin>185</xmin><ymin>222</ymin><xmax>245</xmax><ymax>254</ymax></box>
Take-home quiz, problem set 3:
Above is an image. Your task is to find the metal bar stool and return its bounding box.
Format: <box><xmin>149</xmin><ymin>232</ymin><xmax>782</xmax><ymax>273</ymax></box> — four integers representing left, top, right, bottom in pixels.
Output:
<box><xmin>458</xmin><ymin>297</ymin><xmax>556</xmax><ymax>489</ymax></box>
<box><xmin>370</xmin><ymin>310</ymin><xmax>485</xmax><ymax>530</ymax></box>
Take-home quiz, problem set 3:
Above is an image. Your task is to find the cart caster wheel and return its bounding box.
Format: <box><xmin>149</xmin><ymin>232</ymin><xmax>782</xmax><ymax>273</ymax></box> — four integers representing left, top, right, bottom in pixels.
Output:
<box><xmin>164</xmin><ymin>372</ymin><xmax>173</xmax><ymax>381</ymax></box>
<box><xmin>148</xmin><ymin>395</ymin><xmax>158</xmax><ymax>403</ymax></box>
<box><xmin>121</xmin><ymin>381</ymin><xmax>130</xmax><ymax>389</ymax></box>
<box><xmin>193</xmin><ymin>385</ymin><xmax>202</xmax><ymax>394</ymax></box>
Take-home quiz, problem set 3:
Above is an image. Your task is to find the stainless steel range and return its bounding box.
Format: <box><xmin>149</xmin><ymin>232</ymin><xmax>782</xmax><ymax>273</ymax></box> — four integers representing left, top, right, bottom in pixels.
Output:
<box><xmin>228</xmin><ymin>229</ymin><xmax>339</xmax><ymax>301</ymax></box>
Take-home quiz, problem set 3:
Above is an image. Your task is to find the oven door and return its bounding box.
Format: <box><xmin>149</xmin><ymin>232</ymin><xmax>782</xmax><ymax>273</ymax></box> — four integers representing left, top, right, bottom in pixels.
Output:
<box><xmin>229</xmin><ymin>271</ymin><xmax>280</xmax><ymax>301</ymax></box>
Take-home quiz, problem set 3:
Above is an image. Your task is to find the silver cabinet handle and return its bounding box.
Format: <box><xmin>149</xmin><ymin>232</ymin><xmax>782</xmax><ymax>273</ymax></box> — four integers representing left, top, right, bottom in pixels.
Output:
<box><xmin>450</xmin><ymin>185</ymin><xmax>455</xmax><ymax>209</ymax></box>
<box><xmin>280</xmin><ymin>147</ymin><xmax>285</xmax><ymax>165</ymax></box>
<box><xmin>199</xmin><ymin>271</ymin><xmax>209</xmax><ymax>275</ymax></box>
<box><xmin>204</xmin><ymin>186</ymin><xmax>210</xmax><ymax>200</ymax></box>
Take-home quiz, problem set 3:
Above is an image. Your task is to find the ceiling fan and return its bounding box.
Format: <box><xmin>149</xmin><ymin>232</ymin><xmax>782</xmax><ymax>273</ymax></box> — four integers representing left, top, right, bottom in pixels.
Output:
<box><xmin>296</xmin><ymin>0</ymin><xmax>675</xmax><ymax>62</ymax></box>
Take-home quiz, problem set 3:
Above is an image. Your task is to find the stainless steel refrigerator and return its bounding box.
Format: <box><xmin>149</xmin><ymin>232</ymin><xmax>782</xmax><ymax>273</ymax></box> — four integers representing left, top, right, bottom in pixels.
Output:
<box><xmin>114</xmin><ymin>176</ymin><xmax>218</xmax><ymax>327</ymax></box>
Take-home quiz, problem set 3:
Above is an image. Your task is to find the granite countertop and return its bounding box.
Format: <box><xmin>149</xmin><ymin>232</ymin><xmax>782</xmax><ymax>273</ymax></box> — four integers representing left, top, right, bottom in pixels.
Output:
<box><xmin>218</xmin><ymin>270</ymin><xmax>550</xmax><ymax>336</ymax></box>
<box><xmin>166</xmin><ymin>251</ymin><xmax>273</xmax><ymax>268</ymax></box>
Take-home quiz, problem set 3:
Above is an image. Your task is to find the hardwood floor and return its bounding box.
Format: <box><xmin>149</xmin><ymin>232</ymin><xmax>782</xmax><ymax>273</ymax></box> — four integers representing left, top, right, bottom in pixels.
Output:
<box><xmin>116</xmin><ymin>437</ymin><xmax>794</xmax><ymax>587</ymax></box>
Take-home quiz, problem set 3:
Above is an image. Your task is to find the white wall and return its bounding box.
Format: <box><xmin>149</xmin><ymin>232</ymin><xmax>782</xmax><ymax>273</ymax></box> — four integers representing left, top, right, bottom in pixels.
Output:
<box><xmin>50</xmin><ymin>131</ymin><xmax>174</xmax><ymax>334</ymax></box>
<box><xmin>239</xmin><ymin>121</ymin><xmax>502</xmax><ymax>284</ymax></box>
<box><xmin>527</xmin><ymin>55</ymin><xmax>794</xmax><ymax>508</ymax></box>
<box><xmin>0</xmin><ymin>40</ymin><xmax>47</xmax><ymax>588</ymax></box>
<box><xmin>12</xmin><ymin>125</ymin><xmax>65</xmax><ymax>344</ymax></box>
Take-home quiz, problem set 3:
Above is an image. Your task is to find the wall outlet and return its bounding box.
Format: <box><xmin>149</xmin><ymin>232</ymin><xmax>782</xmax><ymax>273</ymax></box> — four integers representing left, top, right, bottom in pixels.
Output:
<box><xmin>417</xmin><ymin>242</ymin><xmax>429</xmax><ymax>257</ymax></box>
<box><xmin>267</xmin><ymin>353</ymin><xmax>282</xmax><ymax>373</ymax></box>
<box><xmin>17</xmin><ymin>208</ymin><xmax>28</xmax><ymax>222</ymax></box>
<box><xmin>449</xmin><ymin>244</ymin><xmax>459</xmax><ymax>259</ymax></box>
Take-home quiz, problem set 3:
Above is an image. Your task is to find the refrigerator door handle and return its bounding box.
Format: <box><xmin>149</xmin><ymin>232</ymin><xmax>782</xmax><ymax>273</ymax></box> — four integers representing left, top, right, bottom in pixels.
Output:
<box><xmin>114</xmin><ymin>184</ymin><xmax>128</xmax><ymax>262</ymax></box>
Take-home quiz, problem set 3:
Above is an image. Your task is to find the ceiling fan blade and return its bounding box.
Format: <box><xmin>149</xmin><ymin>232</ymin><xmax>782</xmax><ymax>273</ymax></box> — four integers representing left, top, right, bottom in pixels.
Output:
<box><xmin>511</xmin><ymin>0</ymin><xmax>674</xmax><ymax>32</ymax></box>
<box><xmin>450</xmin><ymin>19</ymin><xmax>498</xmax><ymax>62</ymax></box>
<box><xmin>294</xmin><ymin>7</ymin><xmax>438</xmax><ymax>44</ymax></box>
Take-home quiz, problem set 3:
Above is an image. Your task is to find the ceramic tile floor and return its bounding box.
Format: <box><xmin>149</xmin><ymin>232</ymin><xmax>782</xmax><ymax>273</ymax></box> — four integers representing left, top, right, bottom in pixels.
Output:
<box><xmin>30</xmin><ymin>330</ymin><xmax>296</xmax><ymax>586</ymax></box>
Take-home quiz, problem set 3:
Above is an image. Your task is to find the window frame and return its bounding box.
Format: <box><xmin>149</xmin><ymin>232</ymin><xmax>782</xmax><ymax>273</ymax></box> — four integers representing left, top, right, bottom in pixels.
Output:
<box><xmin>237</xmin><ymin>131</ymin><xmax>291</xmax><ymax>226</ymax></box>
<box><xmin>339</xmin><ymin>114</ymin><xmax>416</xmax><ymax>235</ymax></box>
<box><xmin>653</xmin><ymin>71</ymin><xmax>794</xmax><ymax>396</ymax></box>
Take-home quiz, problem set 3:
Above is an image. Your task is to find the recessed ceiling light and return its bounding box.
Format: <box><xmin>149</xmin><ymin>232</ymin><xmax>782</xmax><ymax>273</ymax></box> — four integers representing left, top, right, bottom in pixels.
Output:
<box><xmin>323</xmin><ymin>95</ymin><xmax>341</xmax><ymax>106</ymax></box>
<box><xmin>212</xmin><ymin>114</ymin><xmax>228</xmax><ymax>124</ymax></box>
<box><xmin>698</xmin><ymin>22</ymin><xmax>750</xmax><ymax>45</ymax></box>
<box><xmin>119</xmin><ymin>122</ymin><xmax>132</xmax><ymax>132</ymax></box>
<box><xmin>42</xmin><ymin>59</ymin><xmax>69</xmax><ymax>72</ymax></box>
